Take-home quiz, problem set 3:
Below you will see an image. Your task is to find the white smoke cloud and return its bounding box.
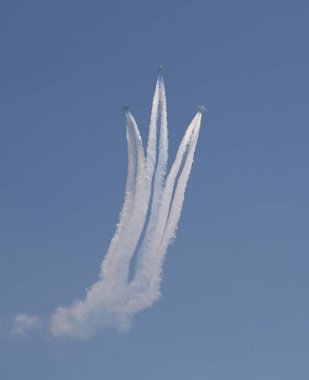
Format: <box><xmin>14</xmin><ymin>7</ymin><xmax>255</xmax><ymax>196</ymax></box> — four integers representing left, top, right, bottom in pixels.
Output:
<box><xmin>48</xmin><ymin>73</ymin><xmax>203</xmax><ymax>339</ymax></box>
<box><xmin>11</xmin><ymin>313</ymin><xmax>41</xmax><ymax>335</ymax></box>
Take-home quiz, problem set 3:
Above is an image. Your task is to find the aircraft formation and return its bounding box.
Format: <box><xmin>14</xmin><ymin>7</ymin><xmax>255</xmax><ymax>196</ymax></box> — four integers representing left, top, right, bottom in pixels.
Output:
<box><xmin>123</xmin><ymin>65</ymin><xmax>206</xmax><ymax>113</ymax></box>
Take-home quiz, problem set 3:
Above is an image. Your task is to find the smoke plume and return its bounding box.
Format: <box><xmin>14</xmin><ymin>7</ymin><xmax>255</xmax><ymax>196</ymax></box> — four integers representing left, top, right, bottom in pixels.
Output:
<box><xmin>50</xmin><ymin>73</ymin><xmax>203</xmax><ymax>338</ymax></box>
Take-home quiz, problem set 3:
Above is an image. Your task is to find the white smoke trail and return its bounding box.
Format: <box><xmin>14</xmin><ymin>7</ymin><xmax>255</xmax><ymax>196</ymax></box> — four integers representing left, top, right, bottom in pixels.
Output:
<box><xmin>101</xmin><ymin>112</ymin><xmax>146</xmax><ymax>285</ymax></box>
<box><xmin>154</xmin><ymin>115</ymin><xmax>202</xmax><ymax>283</ymax></box>
<box><xmin>118</xmin><ymin>75</ymin><xmax>162</xmax><ymax>273</ymax></box>
<box><xmin>99</xmin><ymin>113</ymin><xmax>139</xmax><ymax>282</ymax></box>
<box><xmin>149</xmin><ymin>75</ymin><xmax>169</xmax><ymax>216</ymax></box>
<box><xmin>129</xmin><ymin>76</ymin><xmax>168</xmax><ymax>283</ymax></box>
<box><xmin>48</xmin><ymin>73</ymin><xmax>203</xmax><ymax>339</ymax></box>
<box><xmin>50</xmin><ymin>79</ymin><xmax>162</xmax><ymax>338</ymax></box>
<box><xmin>145</xmin><ymin>78</ymin><xmax>160</xmax><ymax>182</ymax></box>
<box><xmin>161</xmin><ymin>113</ymin><xmax>201</xmax><ymax>246</ymax></box>
<box><xmin>126</xmin><ymin>113</ymin><xmax>201</xmax><ymax>311</ymax></box>
<box><xmin>108</xmin><ymin>77</ymin><xmax>162</xmax><ymax>285</ymax></box>
<box><xmin>146</xmin><ymin>75</ymin><xmax>169</xmax><ymax>233</ymax></box>
<box><xmin>101</xmin><ymin>76</ymin><xmax>161</xmax><ymax>285</ymax></box>
<box><xmin>51</xmin><ymin>113</ymin><xmax>145</xmax><ymax>338</ymax></box>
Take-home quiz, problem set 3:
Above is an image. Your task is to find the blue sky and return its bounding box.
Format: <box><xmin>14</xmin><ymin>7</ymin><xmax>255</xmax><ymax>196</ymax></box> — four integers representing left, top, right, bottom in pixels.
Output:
<box><xmin>1</xmin><ymin>0</ymin><xmax>308</xmax><ymax>378</ymax></box>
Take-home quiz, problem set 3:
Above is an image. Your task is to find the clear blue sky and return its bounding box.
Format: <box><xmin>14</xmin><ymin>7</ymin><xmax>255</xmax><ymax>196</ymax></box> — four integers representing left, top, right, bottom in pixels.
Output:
<box><xmin>1</xmin><ymin>0</ymin><xmax>308</xmax><ymax>378</ymax></box>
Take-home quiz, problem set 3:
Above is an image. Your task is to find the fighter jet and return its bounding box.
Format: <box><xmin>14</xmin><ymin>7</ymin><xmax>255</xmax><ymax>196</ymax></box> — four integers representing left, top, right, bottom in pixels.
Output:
<box><xmin>122</xmin><ymin>104</ymin><xmax>130</xmax><ymax>111</ymax></box>
<box><xmin>158</xmin><ymin>64</ymin><xmax>163</xmax><ymax>72</ymax></box>
<box><xmin>197</xmin><ymin>105</ymin><xmax>207</xmax><ymax>113</ymax></box>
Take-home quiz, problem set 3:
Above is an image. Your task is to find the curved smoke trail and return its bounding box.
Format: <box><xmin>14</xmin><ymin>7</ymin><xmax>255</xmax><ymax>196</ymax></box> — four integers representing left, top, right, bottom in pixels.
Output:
<box><xmin>48</xmin><ymin>72</ymin><xmax>204</xmax><ymax>339</ymax></box>
<box><xmin>99</xmin><ymin>113</ymin><xmax>140</xmax><ymax>282</ymax></box>
<box><xmin>126</xmin><ymin>113</ymin><xmax>201</xmax><ymax>311</ymax></box>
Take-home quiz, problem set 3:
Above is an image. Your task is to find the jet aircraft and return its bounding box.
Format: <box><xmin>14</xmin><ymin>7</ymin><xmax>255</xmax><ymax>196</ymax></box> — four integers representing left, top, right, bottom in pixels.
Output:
<box><xmin>197</xmin><ymin>105</ymin><xmax>207</xmax><ymax>113</ymax></box>
<box><xmin>122</xmin><ymin>104</ymin><xmax>130</xmax><ymax>111</ymax></box>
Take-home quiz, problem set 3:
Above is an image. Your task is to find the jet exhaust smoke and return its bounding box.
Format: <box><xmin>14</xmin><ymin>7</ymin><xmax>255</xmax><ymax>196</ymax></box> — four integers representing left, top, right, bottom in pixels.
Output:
<box><xmin>50</xmin><ymin>72</ymin><xmax>204</xmax><ymax>339</ymax></box>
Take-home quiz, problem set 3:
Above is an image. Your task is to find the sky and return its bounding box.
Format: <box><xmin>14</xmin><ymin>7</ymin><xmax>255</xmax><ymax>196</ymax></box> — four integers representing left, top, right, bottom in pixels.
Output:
<box><xmin>1</xmin><ymin>0</ymin><xmax>308</xmax><ymax>378</ymax></box>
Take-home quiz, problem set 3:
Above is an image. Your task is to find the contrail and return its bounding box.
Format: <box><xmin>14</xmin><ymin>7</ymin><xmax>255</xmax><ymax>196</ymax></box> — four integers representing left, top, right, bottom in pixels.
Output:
<box><xmin>148</xmin><ymin>74</ymin><xmax>169</xmax><ymax>222</ymax></box>
<box><xmin>156</xmin><ymin>115</ymin><xmax>202</xmax><ymax>283</ymax></box>
<box><xmin>99</xmin><ymin>114</ymin><xmax>140</xmax><ymax>283</ymax></box>
<box><xmin>47</xmin><ymin>71</ymin><xmax>204</xmax><ymax>339</ymax></box>
<box><xmin>130</xmin><ymin>75</ymin><xmax>168</xmax><ymax>285</ymax></box>
<box><xmin>117</xmin><ymin>79</ymin><xmax>162</xmax><ymax>284</ymax></box>
<box><xmin>126</xmin><ymin>113</ymin><xmax>201</xmax><ymax>311</ymax></box>
<box><xmin>145</xmin><ymin>77</ymin><xmax>161</xmax><ymax>182</ymax></box>
<box><xmin>101</xmin><ymin>75</ymin><xmax>161</xmax><ymax>285</ymax></box>
<box><xmin>101</xmin><ymin>112</ymin><xmax>145</xmax><ymax>286</ymax></box>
